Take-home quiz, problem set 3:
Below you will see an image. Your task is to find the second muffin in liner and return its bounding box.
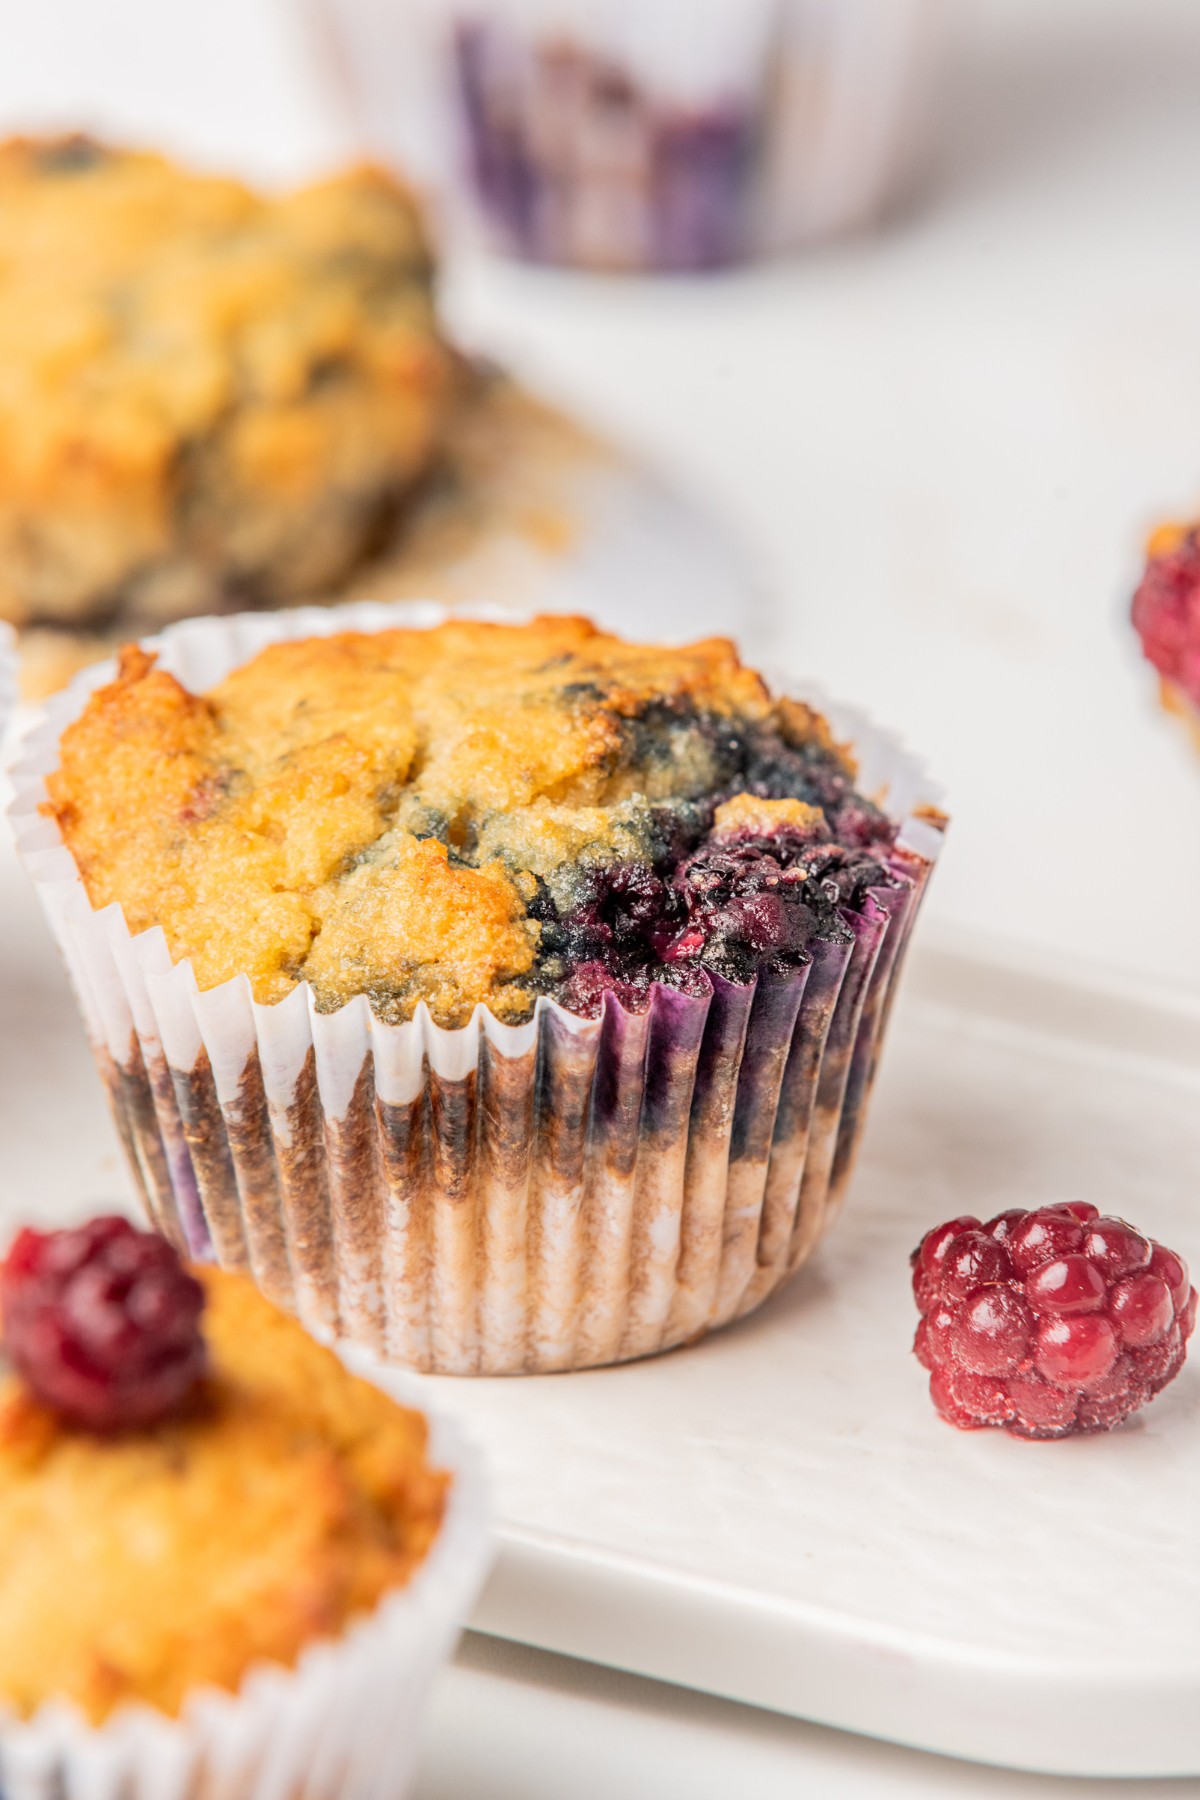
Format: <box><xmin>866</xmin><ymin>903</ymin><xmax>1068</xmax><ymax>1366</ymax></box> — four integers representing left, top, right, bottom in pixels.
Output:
<box><xmin>10</xmin><ymin>602</ymin><xmax>945</xmax><ymax>1374</ymax></box>
<box><xmin>0</xmin><ymin>1357</ymin><xmax>490</xmax><ymax>1800</ymax></box>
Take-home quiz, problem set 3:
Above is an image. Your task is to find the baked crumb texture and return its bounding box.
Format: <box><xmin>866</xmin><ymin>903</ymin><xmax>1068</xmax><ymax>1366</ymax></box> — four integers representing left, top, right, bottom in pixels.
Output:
<box><xmin>31</xmin><ymin>614</ymin><xmax>944</xmax><ymax>1372</ymax></box>
<box><xmin>0</xmin><ymin>1266</ymin><xmax>446</xmax><ymax>1724</ymax></box>
<box><xmin>0</xmin><ymin>135</ymin><xmax>455</xmax><ymax>632</ymax></box>
<box><xmin>47</xmin><ymin>616</ymin><xmax>896</xmax><ymax>1027</ymax></box>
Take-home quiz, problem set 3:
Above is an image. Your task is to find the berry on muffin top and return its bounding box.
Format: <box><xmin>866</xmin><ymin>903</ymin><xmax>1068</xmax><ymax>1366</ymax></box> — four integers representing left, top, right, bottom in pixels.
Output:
<box><xmin>45</xmin><ymin>615</ymin><xmax>902</xmax><ymax>1027</ymax></box>
<box><xmin>1131</xmin><ymin>520</ymin><xmax>1200</xmax><ymax>714</ymax></box>
<box><xmin>1</xmin><ymin>1215</ymin><xmax>206</xmax><ymax>1431</ymax></box>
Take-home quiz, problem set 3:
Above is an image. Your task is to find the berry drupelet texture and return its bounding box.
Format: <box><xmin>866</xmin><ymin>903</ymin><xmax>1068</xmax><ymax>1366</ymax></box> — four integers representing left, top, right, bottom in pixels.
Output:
<box><xmin>0</xmin><ymin>1216</ymin><xmax>206</xmax><ymax>1431</ymax></box>
<box><xmin>912</xmin><ymin>1203</ymin><xmax>1196</xmax><ymax>1438</ymax></box>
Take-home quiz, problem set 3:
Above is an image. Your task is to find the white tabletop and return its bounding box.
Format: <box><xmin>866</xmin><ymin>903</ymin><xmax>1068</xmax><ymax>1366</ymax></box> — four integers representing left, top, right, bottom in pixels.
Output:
<box><xmin>3</xmin><ymin>0</ymin><xmax>1200</xmax><ymax>1790</ymax></box>
<box><xmin>413</xmin><ymin>1634</ymin><xmax>1194</xmax><ymax>1800</ymax></box>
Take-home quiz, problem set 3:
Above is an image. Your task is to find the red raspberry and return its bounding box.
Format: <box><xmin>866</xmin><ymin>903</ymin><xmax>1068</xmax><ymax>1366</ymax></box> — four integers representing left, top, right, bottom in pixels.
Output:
<box><xmin>0</xmin><ymin>1216</ymin><xmax>206</xmax><ymax>1432</ymax></box>
<box><xmin>910</xmin><ymin>1214</ymin><xmax>980</xmax><ymax>1314</ymax></box>
<box><xmin>911</xmin><ymin>1204</ymin><xmax>1195</xmax><ymax>1438</ymax></box>
<box><xmin>1132</xmin><ymin>527</ymin><xmax>1200</xmax><ymax>707</ymax></box>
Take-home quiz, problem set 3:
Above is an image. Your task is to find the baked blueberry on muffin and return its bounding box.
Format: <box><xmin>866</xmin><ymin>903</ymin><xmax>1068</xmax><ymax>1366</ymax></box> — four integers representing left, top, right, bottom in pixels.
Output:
<box><xmin>18</xmin><ymin>607</ymin><xmax>944</xmax><ymax>1373</ymax></box>
<box><xmin>0</xmin><ymin>136</ymin><xmax>454</xmax><ymax>636</ymax></box>
<box><xmin>0</xmin><ymin>1214</ymin><xmax>485</xmax><ymax>1800</ymax></box>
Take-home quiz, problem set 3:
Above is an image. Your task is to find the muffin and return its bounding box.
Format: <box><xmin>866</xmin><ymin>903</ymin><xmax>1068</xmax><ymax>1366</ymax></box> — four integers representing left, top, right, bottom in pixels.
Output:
<box><xmin>1131</xmin><ymin>520</ymin><xmax>1200</xmax><ymax>752</ymax></box>
<box><xmin>12</xmin><ymin>603</ymin><xmax>945</xmax><ymax>1373</ymax></box>
<box><xmin>321</xmin><ymin>0</ymin><xmax>944</xmax><ymax>271</ymax></box>
<box><xmin>2</xmin><ymin>134</ymin><xmax>762</xmax><ymax>704</ymax></box>
<box><xmin>0</xmin><ymin>135</ymin><xmax>456</xmax><ymax>636</ymax></box>
<box><xmin>0</xmin><ymin>1214</ymin><xmax>489</xmax><ymax>1800</ymax></box>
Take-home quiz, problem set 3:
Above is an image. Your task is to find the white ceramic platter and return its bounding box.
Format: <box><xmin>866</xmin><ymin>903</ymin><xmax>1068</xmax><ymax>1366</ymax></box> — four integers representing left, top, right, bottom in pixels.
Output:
<box><xmin>402</xmin><ymin>938</ymin><xmax>1200</xmax><ymax>1781</ymax></box>
<box><xmin>1</xmin><ymin>818</ymin><xmax>1198</xmax><ymax>1778</ymax></box>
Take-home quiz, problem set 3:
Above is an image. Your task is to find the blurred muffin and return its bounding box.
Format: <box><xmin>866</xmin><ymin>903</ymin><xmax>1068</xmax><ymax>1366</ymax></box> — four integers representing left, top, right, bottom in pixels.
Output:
<box><xmin>2</xmin><ymin>137</ymin><xmax>756</xmax><ymax>704</ymax></box>
<box><xmin>0</xmin><ymin>135</ymin><xmax>456</xmax><ymax>636</ymax></box>
<box><xmin>0</xmin><ymin>1259</ymin><xmax>444</xmax><ymax>1720</ymax></box>
<box><xmin>18</xmin><ymin>606</ymin><xmax>944</xmax><ymax>1373</ymax></box>
<box><xmin>0</xmin><ymin>1215</ymin><xmax>487</xmax><ymax>1800</ymax></box>
<box><xmin>1132</xmin><ymin>520</ymin><xmax>1200</xmax><ymax>750</ymax></box>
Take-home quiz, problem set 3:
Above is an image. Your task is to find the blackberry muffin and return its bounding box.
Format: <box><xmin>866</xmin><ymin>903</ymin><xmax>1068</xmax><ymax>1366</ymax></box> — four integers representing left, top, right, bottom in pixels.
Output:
<box><xmin>17</xmin><ymin>607</ymin><xmax>945</xmax><ymax>1373</ymax></box>
<box><xmin>1131</xmin><ymin>520</ymin><xmax>1200</xmax><ymax>752</ymax></box>
<box><xmin>0</xmin><ymin>1215</ymin><xmax>487</xmax><ymax>1800</ymax></box>
<box><xmin>0</xmin><ymin>136</ymin><xmax>455</xmax><ymax>636</ymax></box>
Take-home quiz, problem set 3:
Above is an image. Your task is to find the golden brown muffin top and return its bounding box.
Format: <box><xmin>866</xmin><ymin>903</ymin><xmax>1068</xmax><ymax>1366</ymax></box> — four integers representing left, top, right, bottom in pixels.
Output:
<box><xmin>46</xmin><ymin>614</ymin><xmax>892</xmax><ymax>1025</ymax></box>
<box><xmin>0</xmin><ymin>1265</ymin><xmax>446</xmax><ymax>1723</ymax></box>
<box><xmin>0</xmin><ymin>137</ymin><xmax>444</xmax><ymax>485</ymax></box>
<box><xmin>0</xmin><ymin>135</ymin><xmax>455</xmax><ymax>622</ymax></box>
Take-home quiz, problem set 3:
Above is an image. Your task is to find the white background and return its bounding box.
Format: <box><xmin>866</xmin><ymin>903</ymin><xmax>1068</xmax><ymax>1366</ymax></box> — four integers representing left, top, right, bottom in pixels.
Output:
<box><xmin>3</xmin><ymin>0</ymin><xmax>1200</xmax><ymax>1793</ymax></box>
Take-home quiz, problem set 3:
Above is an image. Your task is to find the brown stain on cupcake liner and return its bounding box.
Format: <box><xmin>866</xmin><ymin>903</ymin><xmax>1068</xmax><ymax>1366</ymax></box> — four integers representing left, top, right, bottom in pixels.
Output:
<box><xmin>167</xmin><ymin>1047</ymin><xmax>250</xmax><ymax>1272</ymax></box>
<box><xmin>92</xmin><ymin>841</ymin><xmax>938</xmax><ymax>1374</ymax></box>
<box><xmin>95</xmin><ymin>1037</ymin><xmax>172</xmax><ymax>1224</ymax></box>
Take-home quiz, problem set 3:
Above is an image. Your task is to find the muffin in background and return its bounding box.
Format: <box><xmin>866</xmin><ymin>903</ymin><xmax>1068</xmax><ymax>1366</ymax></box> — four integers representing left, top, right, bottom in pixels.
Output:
<box><xmin>1132</xmin><ymin>520</ymin><xmax>1200</xmax><ymax>752</ymax></box>
<box><xmin>0</xmin><ymin>1216</ymin><xmax>489</xmax><ymax>1800</ymax></box>
<box><xmin>321</xmin><ymin>0</ymin><xmax>944</xmax><ymax>271</ymax></box>
<box><xmin>1</xmin><ymin>135</ymin><xmax>763</xmax><ymax>705</ymax></box>
<box><xmin>0</xmin><ymin>136</ymin><xmax>457</xmax><ymax>635</ymax></box>
<box><xmin>12</xmin><ymin>602</ymin><xmax>945</xmax><ymax>1376</ymax></box>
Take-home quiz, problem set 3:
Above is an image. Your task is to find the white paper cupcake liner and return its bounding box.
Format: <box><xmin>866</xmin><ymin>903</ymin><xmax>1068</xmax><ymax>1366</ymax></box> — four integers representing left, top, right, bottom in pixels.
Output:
<box><xmin>9</xmin><ymin>599</ymin><xmax>946</xmax><ymax>1374</ymax></box>
<box><xmin>0</xmin><ymin>1371</ymin><xmax>490</xmax><ymax>1800</ymax></box>
<box><xmin>318</xmin><ymin>0</ymin><xmax>943</xmax><ymax>268</ymax></box>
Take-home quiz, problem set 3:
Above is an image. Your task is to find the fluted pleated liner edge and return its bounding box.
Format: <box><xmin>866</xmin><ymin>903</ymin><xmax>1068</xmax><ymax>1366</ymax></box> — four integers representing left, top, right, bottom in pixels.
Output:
<box><xmin>9</xmin><ymin>600</ymin><xmax>947</xmax><ymax>1374</ymax></box>
<box><xmin>0</xmin><ymin>1373</ymin><xmax>490</xmax><ymax>1800</ymax></box>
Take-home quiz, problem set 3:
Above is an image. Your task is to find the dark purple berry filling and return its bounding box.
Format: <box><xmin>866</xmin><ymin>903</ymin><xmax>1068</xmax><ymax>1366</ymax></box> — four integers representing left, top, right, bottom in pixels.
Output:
<box><xmin>518</xmin><ymin>703</ymin><xmax>899</xmax><ymax>1018</ymax></box>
